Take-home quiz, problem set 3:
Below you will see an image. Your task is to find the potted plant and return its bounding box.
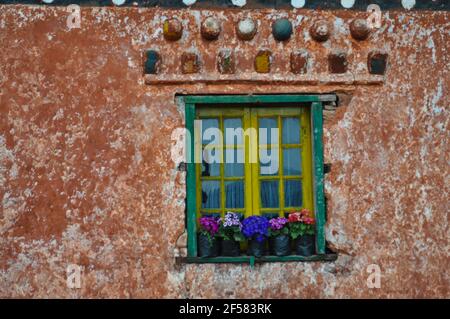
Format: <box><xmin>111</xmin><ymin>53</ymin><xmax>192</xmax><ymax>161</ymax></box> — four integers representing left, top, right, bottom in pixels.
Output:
<box><xmin>197</xmin><ymin>216</ymin><xmax>220</xmax><ymax>257</ymax></box>
<box><xmin>268</xmin><ymin>217</ymin><xmax>290</xmax><ymax>256</ymax></box>
<box><xmin>218</xmin><ymin>212</ymin><xmax>244</xmax><ymax>256</ymax></box>
<box><xmin>288</xmin><ymin>209</ymin><xmax>315</xmax><ymax>256</ymax></box>
<box><xmin>242</xmin><ymin>216</ymin><xmax>269</xmax><ymax>257</ymax></box>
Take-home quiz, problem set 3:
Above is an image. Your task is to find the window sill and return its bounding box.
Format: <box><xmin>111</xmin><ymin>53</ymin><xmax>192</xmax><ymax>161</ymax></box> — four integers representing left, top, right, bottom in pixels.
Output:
<box><xmin>178</xmin><ymin>254</ymin><xmax>337</xmax><ymax>266</ymax></box>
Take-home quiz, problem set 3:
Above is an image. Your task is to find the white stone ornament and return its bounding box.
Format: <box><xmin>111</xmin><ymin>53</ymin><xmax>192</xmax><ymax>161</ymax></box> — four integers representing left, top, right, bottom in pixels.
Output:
<box><xmin>341</xmin><ymin>0</ymin><xmax>355</xmax><ymax>9</ymax></box>
<box><xmin>232</xmin><ymin>0</ymin><xmax>247</xmax><ymax>7</ymax></box>
<box><xmin>183</xmin><ymin>0</ymin><xmax>197</xmax><ymax>6</ymax></box>
<box><xmin>112</xmin><ymin>0</ymin><xmax>126</xmax><ymax>5</ymax></box>
<box><xmin>291</xmin><ymin>0</ymin><xmax>305</xmax><ymax>8</ymax></box>
<box><xmin>401</xmin><ymin>0</ymin><xmax>416</xmax><ymax>10</ymax></box>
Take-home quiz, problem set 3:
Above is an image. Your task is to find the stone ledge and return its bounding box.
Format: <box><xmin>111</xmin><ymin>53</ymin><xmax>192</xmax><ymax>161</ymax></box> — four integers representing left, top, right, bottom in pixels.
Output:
<box><xmin>145</xmin><ymin>74</ymin><xmax>384</xmax><ymax>86</ymax></box>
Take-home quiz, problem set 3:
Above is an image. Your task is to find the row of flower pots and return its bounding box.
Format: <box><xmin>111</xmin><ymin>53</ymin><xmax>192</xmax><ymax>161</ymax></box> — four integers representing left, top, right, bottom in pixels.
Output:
<box><xmin>198</xmin><ymin>209</ymin><xmax>316</xmax><ymax>258</ymax></box>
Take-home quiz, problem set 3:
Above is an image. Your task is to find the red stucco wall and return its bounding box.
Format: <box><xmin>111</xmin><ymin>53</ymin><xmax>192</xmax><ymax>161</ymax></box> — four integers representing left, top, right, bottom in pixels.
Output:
<box><xmin>0</xmin><ymin>5</ymin><xmax>448</xmax><ymax>298</ymax></box>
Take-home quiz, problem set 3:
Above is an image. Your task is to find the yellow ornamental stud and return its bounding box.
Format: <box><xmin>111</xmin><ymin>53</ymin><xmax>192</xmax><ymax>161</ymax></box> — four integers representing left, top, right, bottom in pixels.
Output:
<box><xmin>255</xmin><ymin>50</ymin><xmax>272</xmax><ymax>73</ymax></box>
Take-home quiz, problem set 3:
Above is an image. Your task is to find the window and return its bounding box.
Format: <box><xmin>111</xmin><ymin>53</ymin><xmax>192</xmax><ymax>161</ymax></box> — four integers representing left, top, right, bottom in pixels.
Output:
<box><xmin>196</xmin><ymin>107</ymin><xmax>313</xmax><ymax>219</ymax></box>
<box><xmin>182</xmin><ymin>95</ymin><xmax>334</xmax><ymax>262</ymax></box>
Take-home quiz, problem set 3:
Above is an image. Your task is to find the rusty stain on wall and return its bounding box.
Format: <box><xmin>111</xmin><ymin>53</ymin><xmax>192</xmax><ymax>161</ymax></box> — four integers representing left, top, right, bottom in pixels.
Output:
<box><xmin>0</xmin><ymin>5</ymin><xmax>448</xmax><ymax>298</ymax></box>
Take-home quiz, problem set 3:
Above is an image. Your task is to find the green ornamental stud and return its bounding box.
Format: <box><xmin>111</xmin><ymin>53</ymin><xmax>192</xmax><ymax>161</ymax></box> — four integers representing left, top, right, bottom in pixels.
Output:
<box><xmin>272</xmin><ymin>18</ymin><xmax>293</xmax><ymax>41</ymax></box>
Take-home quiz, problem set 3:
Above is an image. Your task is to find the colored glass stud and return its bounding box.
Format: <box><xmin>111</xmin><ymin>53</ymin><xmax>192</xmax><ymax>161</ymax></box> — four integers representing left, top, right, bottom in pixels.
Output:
<box><xmin>201</xmin><ymin>17</ymin><xmax>221</xmax><ymax>41</ymax></box>
<box><xmin>181</xmin><ymin>52</ymin><xmax>200</xmax><ymax>74</ymax></box>
<box><xmin>309</xmin><ymin>20</ymin><xmax>331</xmax><ymax>42</ymax></box>
<box><xmin>144</xmin><ymin>50</ymin><xmax>160</xmax><ymax>74</ymax></box>
<box><xmin>217</xmin><ymin>49</ymin><xmax>235</xmax><ymax>74</ymax></box>
<box><xmin>163</xmin><ymin>18</ymin><xmax>183</xmax><ymax>41</ymax></box>
<box><xmin>255</xmin><ymin>50</ymin><xmax>272</xmax><ymax>73</ymax></box>
<box><xmin>272</xmin><ymin>18</ymin><xmax>293</xmax><ymax>41</ymax></box>
<box><xmin>236</xmin><ymin>18</ymin><xmax>257</xmax><ymax>41</ymax></box>
<box><xmin>368</xmin><ymin>52</ymin><xmax>388</xmax><ymax>75</ymax></box>
<box><xmin>350</xmin><ymin>18</ymin><xmax>370</xmax><ymax>41</ymax></box>
<box><xmin>290</xmin><ymin>50</ymin><xmax>309</xmax><ymax>74</ymax></box>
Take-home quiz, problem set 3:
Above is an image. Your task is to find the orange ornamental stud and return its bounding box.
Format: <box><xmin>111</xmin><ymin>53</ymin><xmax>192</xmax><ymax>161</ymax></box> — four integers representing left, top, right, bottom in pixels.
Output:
<box><xmin>309</xmin><ymin>20</ymin><xmax>331</xmax><ymax>42</ymax></box>
<box><xmin>163</xmin><ymin>18</ymin><xmax>183</xmax><ymax>41</ymax></box>
<box><xmin>350</xmin><ymin>18</ymin><xmax>371</xmax><ymax>41</ymax></box>
<box><xmin>181</xmin><ymin>52</ymin><xmax>200</xmax><ymax>74</ymax></box>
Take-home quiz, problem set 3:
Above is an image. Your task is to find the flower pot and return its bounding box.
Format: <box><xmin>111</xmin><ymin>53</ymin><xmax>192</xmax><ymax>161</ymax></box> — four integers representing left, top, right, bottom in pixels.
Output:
<box><xmin>294</xmin><ymin>235</ymin><xmax>315</xmax><ymax>256</ymax></box>
<box><xmin>247</xmin><ymin>239</ymin><xmax>266</xmax><ymax>257</ymax></box>
<box><xmin>269</xmin><ymin>235</ymin><xmax>291</xmax><ymax>256</ymax></box>
<box><xmin>221</xmin><ymin>239</ymin><xmax>240</xmax><ymax>256</ymax></box>
<box><xmin>197</xmin><ymin>233</ymin><xmax>219</xmax><ymax>257</ymax></box>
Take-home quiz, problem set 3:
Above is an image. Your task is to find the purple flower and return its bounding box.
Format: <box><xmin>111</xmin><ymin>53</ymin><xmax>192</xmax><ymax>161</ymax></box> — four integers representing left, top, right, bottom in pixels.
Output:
<box><xmin>242</xmin><ymin>216</ymin><xmax>269</xmax><ymax>242</ymax></box>
<box><xmin>269</xmin><ymin>217</ymin><xmax>288</xmax><ymax>231</ymax></box>
<box><xmin>199</xmin><ymin>216</ymin><xmax>220</xmax><ymax>236</ymax></box>
<box><xmin>221</xmin><ymin>212</ymin><xmax>242</xmax><ymax>229</ymax></box>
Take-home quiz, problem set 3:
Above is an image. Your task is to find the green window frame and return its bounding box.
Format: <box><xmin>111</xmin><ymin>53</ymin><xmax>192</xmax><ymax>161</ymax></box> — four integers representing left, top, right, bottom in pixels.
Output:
<box><xmin>181</xmin><ymin>94</ymin><xmax>336</xmax><ymax>263</ymax></box>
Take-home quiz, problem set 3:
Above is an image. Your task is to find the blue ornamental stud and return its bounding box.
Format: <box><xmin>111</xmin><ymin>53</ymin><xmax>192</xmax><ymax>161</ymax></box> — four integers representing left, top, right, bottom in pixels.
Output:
<box><xmin>144</xmin><ymin>50</ymin><xmax>160</xmax><ymax>74</ymax></box>
<box><xmin>272</xmin><ymin>18</ymin><xmax>293</xmax><ymax>41</ymax></box>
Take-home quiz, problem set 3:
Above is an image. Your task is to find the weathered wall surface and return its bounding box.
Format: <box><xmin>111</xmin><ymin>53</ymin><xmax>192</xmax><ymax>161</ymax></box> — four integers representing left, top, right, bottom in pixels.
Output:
<box><xmin>0</xmin><ymin>5</ymin><xmax>448</xmax><ymax>298</ymax></box>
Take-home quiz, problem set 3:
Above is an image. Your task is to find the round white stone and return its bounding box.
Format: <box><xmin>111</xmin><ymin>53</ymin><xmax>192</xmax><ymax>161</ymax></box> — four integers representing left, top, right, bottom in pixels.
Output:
<box><xmin>232</xmin><ymin>0</ymin><xmax>247</xmax><ymax>7</ymax></box>
<box><xmin>341</xmin><ymin>0</ymin><xmax>355</xmax><ymax>9</ymax></box>
<box><xmin>401</xmin><ymin>0</ymin><xmax>416</xmax><ymax>10</ymax></box>
<box><xmin>291</xmin><ymin>0</ymin><xmax>306</xmax><ymax>8</ymax></box>
<box><xmin>238</xmin><ymin>18</ymin><xmax>256</xmax><ymax>35</ymax></box>
<box><xmin>42</xmin><ymin>0</ymin><xmax>54</xmax><ymax>3</ymax></box>
<box><xmin>183</xmin><ymin>0</ymin><xmax>197</xmax><ymax>6</ymax></box>
<box><xmin>112</xmin><ymin>0</ymin><xmax>126</xmax><ymax>5</ymax></box>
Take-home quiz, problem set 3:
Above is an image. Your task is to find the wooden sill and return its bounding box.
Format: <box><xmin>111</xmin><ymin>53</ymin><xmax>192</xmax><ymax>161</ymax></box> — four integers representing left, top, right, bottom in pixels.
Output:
<box><xmin>177</xmin><ymin>254</ymin><xmax>338</xmax><ymax>266</ymax></box>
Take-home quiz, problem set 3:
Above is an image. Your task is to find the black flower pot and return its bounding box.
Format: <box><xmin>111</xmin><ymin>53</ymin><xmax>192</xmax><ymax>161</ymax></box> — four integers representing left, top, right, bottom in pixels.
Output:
<box><xmin>247</xmin><ymin>239</ymin><xmax>266</xmax><ymax>257</ymax></box>
<box><xmin>197</xmin><ymin>233</ymin><xmax>219</xmax><ymax>257</ymax></box>
<box><xmin>221</xmin><ymin>239</ymin><xmax>240</xmax><ymax>256</ymax></box>
<box><xmin>294</xmin><ymin>235</ymin><xmax>315</xmax><ymax>256</ymax></box>
<box><xmin>269</xmin><ymin>235</ymin><xmax>291</xmax><ymax>256</ymax></box>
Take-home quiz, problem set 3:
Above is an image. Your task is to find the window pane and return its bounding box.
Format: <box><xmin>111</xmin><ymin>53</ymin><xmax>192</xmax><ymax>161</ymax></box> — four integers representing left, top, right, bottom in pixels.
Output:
<box><xmin>260</xmin><ymin>180</ymin><xmax>279</xmax><ymax>208</ymax></box>
<box><xmin>282</xmin><ymin>117</ymin><xmax>300</xmax><ymax>144</ymax></box>
<box><xmin>201</xmin><ymin>181</ymin><xmax>221</xmax><ymax>209</ymax></box>
<box><xmin>261</xmin><ymin>212</ymin><xmax>281</xmax><ymax>220</ymax></box>
<box><xmin>202</xmin><ymin>148</ymin><xmax>221</xmax><ymax>176</ymax></box>
<box><xmin>225</xmin><ymin>181</ymin><xmax>244</xmax><ymax>209</ymax></box>
<box><xmin>283</xmin><ymin>148</ymin><xmax>302</xmax><ymax>175</ymax></box>
<box><xmin>201</xmin><ymin>118</ymin><xmax>220</xmax><ymax>144</ymax></box>
<box><xmin>224</xmin><ymin>148</ymin><xmax>244</xmax><ymax>177</ymax></box>
<box><xmin>224</xmin><ymin>118</ymin><xmax>243</xmax><ymax>145</ymax></box>
<box><xmin>259</xmin><ymin>147</ymin><xmax>279</xmax><ymax>176</ymax></box>
<box><xmin>259</xmin><ymin>118</ymin><xmax>278</xmax><ymax>145</ymax></box>
<box><xmin>284</xmin><ymin>180</ymin><xmax>302</xmax><ymax>207</ymax></box>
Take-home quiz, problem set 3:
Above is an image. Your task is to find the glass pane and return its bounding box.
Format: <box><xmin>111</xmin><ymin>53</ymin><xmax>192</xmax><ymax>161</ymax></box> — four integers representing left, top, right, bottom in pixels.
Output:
<box><xmin>282</xmin><ymin>117</ymin><xmax>300</xmax><ymax>144</ymax></box>
<box><xmin>225</xmin><ymin>181</ymin><xmax>244</xmax><ymax>209</ymax></box>
<box><xmin>224</xmin><ymin>148</ymin><xmax>244</xmax><ymax>177</ymax></box>
<box><xmin>259</xmin><ymin>147</ymin><xmax>279</xmax><ymax>176</ymax></box>
<box><xmin>283</xmin><ymin>148</ymin><xmax>302</xmax><ymax>175</ymax></box>
<box><xmin>259</xmin><ymin>118</ymin><xmax>278</xmax><ymax>145</ymax></box>
<box><xmin>201</xmin><ymin>148</ymin><xmax>221</xmax><ymax>176</ymax></box>
<box><xmin>260</xmin><ymin>180</ymin><xmax>279</xmax><ymax>208</ymax></box>
<box><xmin>201</xmin><ymin>181</ymin><xmax>221</xmax><ymax>209</ymax></box>
<box><xmin>261</xmin><ymin>212</ymin><xmax>281</xmax><ymax>220</ymax></box>
<box><xmin>284</xmin><ymin>180</ymin><xmax>302</xmax><ymax>207</ymax></box>
<box><xmin>224</xmin><ymin>118</ymin><xmax>243</xmax><ymax>145</ymax></box>
<box><xmin>201</xmin><ymin>118</ymin><xmax>220</xmax><ymax>144</ymax></box>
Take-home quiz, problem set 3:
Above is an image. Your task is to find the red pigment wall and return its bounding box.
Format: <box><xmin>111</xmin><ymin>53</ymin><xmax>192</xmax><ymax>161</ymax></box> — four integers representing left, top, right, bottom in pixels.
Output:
<box><xmin>0</xmin><ymin>5</ymin><xmax>448</xmax><ymax>298</ymax></box>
